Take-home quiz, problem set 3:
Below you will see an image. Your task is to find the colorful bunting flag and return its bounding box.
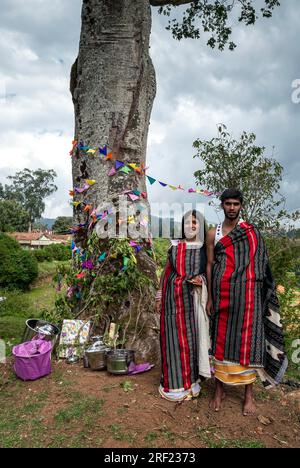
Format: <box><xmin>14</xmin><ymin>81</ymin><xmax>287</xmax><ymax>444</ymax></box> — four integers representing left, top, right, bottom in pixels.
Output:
<box><xmin>76</xmin><ymin>272</ymin><xmax>86</xmax><ymax>279</ymax></box>
<box><xmin>128</xmin><ymin>193</ymin><xmax>140</xmax><ymax>202</ymax></box>
<box><xmin>85</xmin><ymin>179</ymin><xmax>96</xmax><ymax>186</ymax></box>
<box><xmin>99</xmin><ymin>146</ymin><xmax>108</xmax><ymax>156</ymax></box>
<box><xmin>98</xmin><ymin>253</ymin><xmax>107</xmax><ymax>262</ymax></box>
<box><xmin>147</xmin><ymin>176</ymin><xmax>156</xmax><ymax>185</ymax></box>
<box><xmin>108</xmin><ymin>167</ymin><xmax>117</xmax><ymax>176</ymax></box>
<box><xmin>116</xmin><ymin>160</ymin><xmax>125</xmax><ymax>170</ymax></box>
<box><xmin>119</xmin><ymin>166</ymin><xmax>132</xmax><ymax>174</ymax></box>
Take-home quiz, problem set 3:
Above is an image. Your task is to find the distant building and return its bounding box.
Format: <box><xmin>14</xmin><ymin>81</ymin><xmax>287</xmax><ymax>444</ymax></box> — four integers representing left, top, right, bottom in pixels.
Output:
<box><xmin>9</xmin><ymin>232</ymin><xmax>72</xmax><ymax>249</ymax></box>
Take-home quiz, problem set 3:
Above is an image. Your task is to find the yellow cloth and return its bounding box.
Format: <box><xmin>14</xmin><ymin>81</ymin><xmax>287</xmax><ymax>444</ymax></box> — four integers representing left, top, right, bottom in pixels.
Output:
<box><xmin>214</xmin><ymin>360</ymin><xmax>257</xmax><ymax>386</ymax></box>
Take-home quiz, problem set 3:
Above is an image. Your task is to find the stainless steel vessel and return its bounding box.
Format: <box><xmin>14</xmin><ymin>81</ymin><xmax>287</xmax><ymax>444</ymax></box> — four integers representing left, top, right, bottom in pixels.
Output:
<box><xmin>106</xmin><ymin>349</ymin><xmax>135</xmax><ymax>375</ymax></box>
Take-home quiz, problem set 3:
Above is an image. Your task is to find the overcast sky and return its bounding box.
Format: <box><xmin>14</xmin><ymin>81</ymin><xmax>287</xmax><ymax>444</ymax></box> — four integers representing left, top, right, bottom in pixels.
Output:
<box><xmin>0</xmin><ymin>0</ymin><xmax>299</xmax><ymax>225</ymax></box>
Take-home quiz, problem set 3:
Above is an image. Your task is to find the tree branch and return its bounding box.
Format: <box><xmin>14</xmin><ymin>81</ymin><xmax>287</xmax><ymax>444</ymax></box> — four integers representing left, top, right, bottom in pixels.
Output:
<box><xmin>149</xmin><ymin>0</ymin><xmax>192</xmax><ymax>6</ymax></box>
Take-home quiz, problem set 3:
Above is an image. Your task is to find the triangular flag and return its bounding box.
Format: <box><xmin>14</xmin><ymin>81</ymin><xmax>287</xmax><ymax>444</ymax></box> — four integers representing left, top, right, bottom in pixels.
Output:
<box><xmin>133</xmin><ymin>190</ymin><xmax>141</xmax><ymax>196</ymax></box>
<box><xmin>141</xmin><ymin>192</ymin><xmax>147</xmax><ymax>199</ymax></box>
<box><xmin>116</xmin><ymin>160</ymin><xmax>125</xmax><ymax>170</ymax></box>
<box><xmin>72</xmin><ymin>202</ymin><xmax>81</xmax><ymax>208</ymax></box>
<box><xmin>129</xmin><ymin>241</ymin><xmax>138</xmax><ymax>248</ymax></box>
<box><xmin>147</xmin><ymin>176</ymin><xmax>156</xmax><ymax>185</ymax></box>
<box><xmin>188</xmin><ymin>188</ymin><xmax>196</xmax><ymax>193</ymax></box>
<box><xmin>108</xmin><ymin>167</ymin><xmax>117</xmax><ymax>176</ymax></box>
<box><xmin>128</xmin><ymin>163</ymin><xmax>138</xmax><ymax>170</ymax></box>
<box><xmin>98</xmin><ymin>253</ymin><xmax>107</xmax><ymax>262</ymax></box>
<box><xmin>178</xmin><ymin>185</ymin><xmax>185</xmax><ymax>190</ymax></box>
<box><xmin>76</xmin><ymin>272</ymin><xmax>86</xmax><ymax>279</ymax></box>
<box><xmin>99</xmin><ymin>146</ymin><xmax>108</xmax><ymax>156</ymax></box>
<box><xmin>119</xmin><ymin>166</ymin><xmax>132</xmax><ymax>174</ymax></box>
<box><xmin>128</xmin><ymin>193</ymin><xmax>140</xmax><ymax>202</ymax></box>
<box><xmin>69</xmin><ymin>190</ymin><xmax>74</xmax><ymax>197</ymax></box>
<box><xmin>87</xmin><ymin>149</ymin><xmax>96</xmax><ymax>154</ymax></box>
<box><xmin>75</xmin><ymin>183</ymin><xmax>89</xmax><ymax>193</ymax></box>
<box><xmin>159</xmin><ymin>182</ymin><xmax>167</xmax><ymax>187</ymax></box>
<box><xmin>106</xmin><ymin>152</ymin><xmax>113</xmax><ymax>160</ymax></box>
<box><xmin>168</xmin><ymin>185</ymin><xmax>177</xmax><ymax>190</ymax></box>
<box><xmin>85</xmin><ymin>179</ymin><xmax>96</xmax><ymax>186</ymax></box>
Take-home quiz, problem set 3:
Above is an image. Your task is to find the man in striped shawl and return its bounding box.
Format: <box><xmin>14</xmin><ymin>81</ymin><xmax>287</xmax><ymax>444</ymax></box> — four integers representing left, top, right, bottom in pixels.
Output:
<box><xmin>206</xmin><ymin>189</ymin><xmax>287</xmax><ymax>415</ymax></box>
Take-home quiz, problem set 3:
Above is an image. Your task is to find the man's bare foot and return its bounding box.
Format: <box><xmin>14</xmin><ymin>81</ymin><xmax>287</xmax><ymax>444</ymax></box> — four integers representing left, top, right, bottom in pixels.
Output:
<box><xmin>210</xmin><ymin>382</ymin><xmax>225</xmax><ymax>412</ymax></box>
<box><xmin>243</xmin><ymin>385</ymin><xmax>256</xmax><ymax>416</ymax></box>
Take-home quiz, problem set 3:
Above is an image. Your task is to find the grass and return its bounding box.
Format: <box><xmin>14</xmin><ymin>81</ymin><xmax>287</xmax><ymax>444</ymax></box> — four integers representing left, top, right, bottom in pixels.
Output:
<box><xmin>109</xmin><ymin>424</ymin><xmax>137</xmax><ymax>444</ymax></box>
<box><xmin>144</xmin><ymin>432</ymin><xmax>158</xmax><ymax>444</ymax></box>
<box><xmin>0</xmin><ymin>384</ymin><xmax>105</xmax><ymax>448</ymax></box>
<box><xmin>196</xmin><ymin>427</ymin><xmax>266</xmax><ymax>448</ymax></box>
<box><xmin>55</xmin><ymin>395</ymin><xmax>105</xmax><ymax>425</ymax></box>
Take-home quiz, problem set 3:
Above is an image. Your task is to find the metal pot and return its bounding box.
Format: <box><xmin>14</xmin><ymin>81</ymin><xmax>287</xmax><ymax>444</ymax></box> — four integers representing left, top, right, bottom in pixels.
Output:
<box><xmin>83</xmin><ymin>354</ymin><xmax>90</xmax><ymax>368</ymax></box>
<box><xmin>106</xmin><ymin>349</ymin><xmax>135</xmax><ymax>375</ymax></box>
<box><xmin>66</xmin><ymin>355</ymin><xmax>80</xmax><ymax>365</ymax></box>
<box><xmin>22</xmin><ymin>319</ymin><xmax>60</xmax><ymax>349</ymax></box>
<box><xmin>86</xmin><ymin>345</ymin><xmax>108</xmax><ymax>371</ymax></box>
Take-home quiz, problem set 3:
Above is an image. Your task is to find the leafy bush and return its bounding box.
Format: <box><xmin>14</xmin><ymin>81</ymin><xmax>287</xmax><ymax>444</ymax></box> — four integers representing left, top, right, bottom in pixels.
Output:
<box><xmin>0</xmin><ymin>289</ymin><xmax>31</xmax><ymax>318</ymax></box>
<box><xmin>33</xmin><ymin>244</ymin><xmax>71</xmax><ymax>262</ymax></box>
<box><xmin>0</xmin><ymin>233</ymin><xmax>38</xmax><ymax>290</ymax></box>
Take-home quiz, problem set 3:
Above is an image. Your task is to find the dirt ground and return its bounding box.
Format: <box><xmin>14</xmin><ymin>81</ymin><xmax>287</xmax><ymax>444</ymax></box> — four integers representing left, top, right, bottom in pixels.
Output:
<box><xmin>0</xmin><ymin>360</ymin><xmax>299</xmax><ymax>449</ymax></box>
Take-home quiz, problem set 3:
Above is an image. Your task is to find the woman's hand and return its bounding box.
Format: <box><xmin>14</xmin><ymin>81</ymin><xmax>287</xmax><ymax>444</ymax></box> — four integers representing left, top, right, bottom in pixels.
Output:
<box><xmin>155</xmin><ymin>290</ymin><xmax>162</xmax><ymax>314</ymax></box>
<box><xmin>188</xmin><ymin>275</ymin><xmax>203</xmax><ymax>287</ymax></box>
<box><xmin>155</xmin><ymin>299</ymin><xmax>162</xmax><ymax>314</ymax></box>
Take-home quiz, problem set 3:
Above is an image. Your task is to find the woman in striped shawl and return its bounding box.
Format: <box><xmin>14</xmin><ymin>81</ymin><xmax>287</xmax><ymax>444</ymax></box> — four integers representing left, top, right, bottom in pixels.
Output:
<box><xmin>156</xmin><ymin>210</ymin><xmax>211</xmax><ymax>402</ymax></box>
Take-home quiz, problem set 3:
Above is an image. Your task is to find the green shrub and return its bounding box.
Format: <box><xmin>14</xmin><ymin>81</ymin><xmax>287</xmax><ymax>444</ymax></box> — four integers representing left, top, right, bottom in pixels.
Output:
<box><xmin>0</xmin><ymin>233</ymin><xmax>38</xmax><ymax>290</ymax></box>
<box><xmin>33</xmin><ymin>244</ymin><xmax>71</xmax><ymax>262</ymax></box>
<box><xmin>0</xmin><ymin>289</ymin><xmax>31</xmax><ymax>317</ymax></box>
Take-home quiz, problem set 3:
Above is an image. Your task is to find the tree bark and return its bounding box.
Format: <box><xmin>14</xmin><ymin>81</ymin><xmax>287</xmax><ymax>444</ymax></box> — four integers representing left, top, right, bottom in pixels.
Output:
<box><xmin>149</xmin><ymin>1</ymin><xmax>192</xmax><ymax>6</ymax></box>
<box><xmin>70</xmin><ymin>0</ymin><xmax>159</xmax><ymax>361</ymax></box>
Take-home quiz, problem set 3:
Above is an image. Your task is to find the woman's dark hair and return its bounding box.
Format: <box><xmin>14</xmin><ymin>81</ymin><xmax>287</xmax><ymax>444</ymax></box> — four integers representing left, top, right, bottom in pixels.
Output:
<box><xmin>220</xmin><ymin>188</ymin><xmax>244</xmax><ymax>205</ymax></box>
<box><xmin>179</xmin><ymin>209</ymin><xmax>207</xmax><ymax>241</ymax></box>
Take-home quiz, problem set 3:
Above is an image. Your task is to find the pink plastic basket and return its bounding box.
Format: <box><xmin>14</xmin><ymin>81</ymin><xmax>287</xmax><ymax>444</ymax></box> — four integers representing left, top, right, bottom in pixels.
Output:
<box><xmin>13</xmin><ymin>340</ymin><xmax>52</xmax><ymax>381</ymax></box>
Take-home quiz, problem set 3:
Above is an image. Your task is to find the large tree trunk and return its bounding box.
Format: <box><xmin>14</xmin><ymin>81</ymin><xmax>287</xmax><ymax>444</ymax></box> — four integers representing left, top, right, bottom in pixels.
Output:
<box><xmin>70</xmin><ymin>0</ymin><xmax>159</xmax><ymax>361</ymax></box>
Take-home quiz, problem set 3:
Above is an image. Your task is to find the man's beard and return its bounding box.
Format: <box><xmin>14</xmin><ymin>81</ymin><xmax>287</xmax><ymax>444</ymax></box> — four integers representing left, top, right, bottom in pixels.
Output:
<box><xmin>225</xmin><ymin>210</ymin><xmax>240</xmax><ymax>221</ymax></box>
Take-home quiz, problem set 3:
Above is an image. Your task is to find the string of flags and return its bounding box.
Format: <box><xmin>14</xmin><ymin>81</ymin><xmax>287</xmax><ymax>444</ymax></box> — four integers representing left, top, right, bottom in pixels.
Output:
<box><xmin>67</xmin><ymin>138</ymin><xmax>219</xmax><ymax>245</ymax></box>
<box><xmin>69</xmin><ymin>140</ymin><xmax>220</xmax><ymax>198</ymax></box>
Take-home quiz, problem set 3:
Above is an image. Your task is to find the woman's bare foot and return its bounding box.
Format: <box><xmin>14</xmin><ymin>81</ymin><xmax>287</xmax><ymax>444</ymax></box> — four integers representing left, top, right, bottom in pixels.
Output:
<box><xmin>243</xmin><ymin>384</ymin><xmax>256</xmax><ymax>416</ymax></box>
<box><xmin>210</xmin><ymin>381</ymin><xmax>225</xmax><ymax>412</ymax></box>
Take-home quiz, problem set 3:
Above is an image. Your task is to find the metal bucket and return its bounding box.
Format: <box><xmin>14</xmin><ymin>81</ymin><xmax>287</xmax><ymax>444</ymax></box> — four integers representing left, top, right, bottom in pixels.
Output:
<box><xmin>22</xmin><ymin>319</ymin><xmax>60</xmax><ymax>349</ymax></box>
<box><xmin>106</xmin><ymin>349</ymin><xmax>135</xmax><ymax>375</ymax></box>
<box><xmin>86</xmin><ymin>346</ymin><xmax>109</xmax><ymax>371</ymax></box>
